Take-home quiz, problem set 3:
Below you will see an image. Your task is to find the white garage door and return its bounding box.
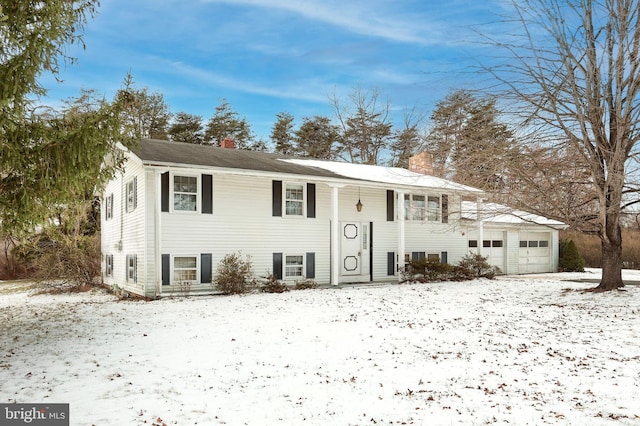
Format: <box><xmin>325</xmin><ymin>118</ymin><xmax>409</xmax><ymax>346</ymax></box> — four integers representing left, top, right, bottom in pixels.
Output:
<box><xmin>468</xmin><ymin>230</ymin><xmax>505</xmax><ymax>272</ymax></box>
<box><xmin>519</xmin><ymin>232</ymin><xmax>551</xmax><ymax>273</ymax></box>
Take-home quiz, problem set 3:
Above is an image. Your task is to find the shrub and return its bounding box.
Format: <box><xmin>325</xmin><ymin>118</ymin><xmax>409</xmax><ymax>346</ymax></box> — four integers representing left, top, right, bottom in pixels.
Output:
<box><xmin>212</xmin><ymin>252</ymin><xmax>257</xmax><ymax>295</ymax></box>
<box><xmin>13</xmin><ymin>231</ymin><xmax>101</xmax><ymax>289</ymax></box>
<box><xmin>294</xmin><ymin>277</ymin><xmax>318</xmax><ymax>290</ymax></box>
<box><xmin>456</xmin><ymin>254</ymin><xmax>500</xmax><ymax>279</ymax></box>
<box><xmin>559</xmin><ymin>239</ymin><xmax>585</xmax><ymax>272</ymax></box>
<box><xmin>404</xmin><ymin>259</ymin><xmax>454</xmax><ymax>282</ymax></box>
<box><xmin>261</xmin><ymin>274</ymin><xmax>289</xmax><ymax>293</ymax></box>
<box><xmin>450</xmin><ymin>265</ymin><xmax>476</xmax><ymax>281</ymax></box>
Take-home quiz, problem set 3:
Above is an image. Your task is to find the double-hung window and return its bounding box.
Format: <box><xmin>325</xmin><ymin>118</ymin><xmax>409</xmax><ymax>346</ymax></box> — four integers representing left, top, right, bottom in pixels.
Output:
<box><xmin>403</xmin><ymin>193</ymin><xmax>443</xmax><ymax>222</ymax></box>
<box><xmin>174</xmin><ymin>175</ymin><xmax>198</xmax><ymax>212</ymax></box>
<box><xmin>285</xmin><ymin>255</ymin><xmax>304</xmax><ymax>278</ymax></box>
<box><xmin>174</xmin><ymin>256</ymin><xmax>197</xmax><ymax>283</ymax></box>
<box><xmin>404</xmin><ymin>194</ymin><xmax>426</xmax><ymax>221</ymax></box>
<box><xmin>427</xmin><ymin>196</ymin><xmax>440</xmax><ymax>221</ymax></box>
<box><xmin>105</xmin><ymin>255</ymin><xmax>113</xmax><ymax>277</ymax></box>
<box><xmin>126</xmin><ymin>255</ymin><xmax>137</xmax><ymax>283</ymax></box>
<box><xmin>126</xmin><ymin>178</ymin><xmax>137</xmax><ymax>212</ymax></box>
<box><xmin>285</xmin><ymin>183</ymin><xmax>304</xmax><ymax>216</ymax></box>
<box><xmin>105</xmin><ymin>194</ymin><xmax>114</xmax><ymax>220</ymax></box>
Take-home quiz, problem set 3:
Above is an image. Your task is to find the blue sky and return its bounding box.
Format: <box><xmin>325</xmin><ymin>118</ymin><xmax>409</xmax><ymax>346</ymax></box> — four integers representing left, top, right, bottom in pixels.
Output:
<box><xmin>40</xmin><ymin>0</ymin><xmax>511</xmax><ymax>142</ymax></box>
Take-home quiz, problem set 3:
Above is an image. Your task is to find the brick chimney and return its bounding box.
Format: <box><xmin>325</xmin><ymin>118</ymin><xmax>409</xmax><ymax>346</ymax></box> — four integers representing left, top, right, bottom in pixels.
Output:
<box><xmin>408</xmin><ymin>152</ymin><xmax>434</xmax><ymax>175</ymax></box>
<box><xmin>220</xmin><ymin>137</ymin><xmax>235</xmax><ymax>149</ymax></box>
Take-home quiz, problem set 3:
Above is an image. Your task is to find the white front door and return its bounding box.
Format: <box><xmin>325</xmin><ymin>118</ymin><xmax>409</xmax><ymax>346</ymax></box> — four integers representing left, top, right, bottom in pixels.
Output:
<box><xmin>340</xmin><ymin>222</ymin><xmax>362</xmax><ymax>276</ymax></box>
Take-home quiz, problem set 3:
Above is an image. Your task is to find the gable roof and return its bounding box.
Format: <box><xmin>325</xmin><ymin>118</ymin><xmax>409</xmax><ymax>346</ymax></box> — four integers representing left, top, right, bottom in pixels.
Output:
<box><xmin>132</xmin><ymin>139</ymin><xmax>483</xmax><ymax>194</ymax></box>
<box><xmin>461</xmin><ymin>201</ymin><xmax>567</xmax><ymax>229</ymax></box>
<box><xmin>283</xmin><ymin>158</ymin><xmax>483</xmax><ymax>193</ymax></box>
<box><xmin>134</xmin><ymin>139</ymin><xmax>345</xmax><ymax>179</ymax></box>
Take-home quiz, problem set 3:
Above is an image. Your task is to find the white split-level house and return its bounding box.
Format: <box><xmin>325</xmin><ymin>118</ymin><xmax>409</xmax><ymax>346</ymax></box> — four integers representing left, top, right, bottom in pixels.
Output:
<box><xmin>101</xmin><ymin>139</ymin><xmax>566</xmax><ymax>298</ymax></box>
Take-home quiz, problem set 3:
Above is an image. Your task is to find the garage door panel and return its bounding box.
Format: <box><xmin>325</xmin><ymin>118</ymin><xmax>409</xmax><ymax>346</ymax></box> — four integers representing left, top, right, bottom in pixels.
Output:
<box><xmin>519</xmin><ymin>232</ymin><xmax>551</xmax><ymax>273</ymax></box>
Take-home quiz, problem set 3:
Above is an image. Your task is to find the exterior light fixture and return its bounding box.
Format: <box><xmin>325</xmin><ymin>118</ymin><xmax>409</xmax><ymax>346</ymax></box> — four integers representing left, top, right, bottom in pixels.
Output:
<box><xmin>356</xmin><ymin>188</ymin><xmax>363</xmax><ymax>212</ymax></box>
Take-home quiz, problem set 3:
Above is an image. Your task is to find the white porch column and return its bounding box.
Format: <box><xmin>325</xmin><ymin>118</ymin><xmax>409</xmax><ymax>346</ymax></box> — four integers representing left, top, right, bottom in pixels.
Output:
<box><xmin>330</xmin><ymin>185</ymin><xmax>340</xmax><ymax>286</ymax></box>
<box><xmin>397</xmin><ymin>190</ymin><xmax>406</xmax><ymax>281</ymax></box>
<box><xmin>477</xmin><ymin>197</ymin><xmax>484</xmax><ymax>257</ymax></box>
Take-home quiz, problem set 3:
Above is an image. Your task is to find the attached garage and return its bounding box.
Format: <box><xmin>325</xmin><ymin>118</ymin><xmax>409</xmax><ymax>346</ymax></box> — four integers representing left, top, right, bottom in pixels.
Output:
<box><xmin>462</xmin><ymin>202</ymin><xmax>567</xmax><ymax>275</ymax></box>
<box><xmin>467</xmin><ymin>230</ymin><xmax>506</xmax><ymax>272</ymax></box>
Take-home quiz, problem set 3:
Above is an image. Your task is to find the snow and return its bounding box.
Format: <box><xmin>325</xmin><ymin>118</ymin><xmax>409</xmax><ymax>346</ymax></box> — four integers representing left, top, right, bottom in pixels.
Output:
<box><xmin>1</xmin><ymin>270</ymin><xmax>639</xmax><ymax>425</ymax></box>
<box><xmin>461</xmin><ymin>201</ymin><xmax>567</xmax><ymax>228</ymax></box>
<box><xmin>282</xmin><ymin>158</ymin><xmax>484</xmax><ymax>193</ymax></box>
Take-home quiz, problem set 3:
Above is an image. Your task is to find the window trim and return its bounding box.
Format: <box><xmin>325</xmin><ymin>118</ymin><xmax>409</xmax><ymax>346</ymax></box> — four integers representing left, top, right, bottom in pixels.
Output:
<box><xmin>125</xmin><ymin>178</ymin><xmax>137</xmax><ymax>213</ymax></box>
<box><xmin>126</xmin><ymin>254</ymin><xmax>137</xmax><ymax>283</ymax></box>
<box><xmin>284</xmin><ymin>254</ymin><xmax>305</xmax><ymax>278</ymax></box>
<box><xmin>427</xmin><ymin>195</ymin><xmax>441</xmax><ymax>222</ymax></box>
<box><xmin>283</xmin><ymin>182</ymin><xmax>305</xmax><ymax>217</ymax></box>
<box><xmin>172</xmin><ymin>255</ymin><xmax>199</xmax><ymax>284</ymax></box>
<box><xmin>403</xmin><ymin>193</ymin><xmax>442</xmax><ymax>222</ymax></box>
<box><xmin>105</xmin><ymin>193</ymin><xmax>114</xmax><ymax>220</ymax></box>
<box><xmin>105</xmin><ymin>254</ymin><xmax>113</xmax><ymax>277</ymax></box>
<box><xmin>171</xmin><ymin>173</ymin><xmax>200</xmax><ymax>213</ymax></box>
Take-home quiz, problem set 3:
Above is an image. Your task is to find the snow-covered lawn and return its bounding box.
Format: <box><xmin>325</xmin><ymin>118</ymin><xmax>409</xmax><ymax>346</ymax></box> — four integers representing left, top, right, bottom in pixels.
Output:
<box><xmin>1</xmin><ymin>270</ymin><xmax>639</xmax><ymax>425</ymax></box>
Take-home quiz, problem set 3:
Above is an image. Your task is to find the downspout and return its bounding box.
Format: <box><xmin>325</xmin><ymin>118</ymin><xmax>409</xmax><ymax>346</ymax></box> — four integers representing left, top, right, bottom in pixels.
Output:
<box><xmin>397</xmin><ymin>190</ymin><xmax>405</xmax><ymax>281</ymax></box>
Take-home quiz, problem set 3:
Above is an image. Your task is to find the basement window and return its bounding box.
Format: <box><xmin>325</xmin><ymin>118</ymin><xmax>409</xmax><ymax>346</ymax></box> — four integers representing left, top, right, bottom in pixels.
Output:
<box><xmin>174</xmin><ymin>256</ymin><xmax>197</xmax><ymax>283</ymax></box>
<box><xmin>285</xmin><ymin>255</ymin><xmax>304</xmax><ymax>277</ymax></box>
<box><xmin>105</xmin><ymin>255</ymin><xmax>113</xmax><ymax>277</ymax></box>
<box><xmin>126</xmin><ymin>255</ymin><xmax>137</xmax><ymax>283</ymax></box>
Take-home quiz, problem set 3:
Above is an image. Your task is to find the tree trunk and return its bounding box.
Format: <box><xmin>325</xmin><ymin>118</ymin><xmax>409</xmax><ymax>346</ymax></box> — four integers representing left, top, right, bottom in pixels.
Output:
<box><xmin>597</xmin><ymin>213</ymin><xmax>624</xmax><ymax>291</ymax></box>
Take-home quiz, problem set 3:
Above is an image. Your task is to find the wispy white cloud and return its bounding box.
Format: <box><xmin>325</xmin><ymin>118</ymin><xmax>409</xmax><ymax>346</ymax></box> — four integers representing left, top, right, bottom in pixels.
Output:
<box><xmin>164</xmin><ymin>59</ymin><xmax>334</xmax><ymax>103</ymax></box>
<box><xmin>201</xmin><ymin>0</ymin><xmax>451</xmax><ymax>45</ymax></box>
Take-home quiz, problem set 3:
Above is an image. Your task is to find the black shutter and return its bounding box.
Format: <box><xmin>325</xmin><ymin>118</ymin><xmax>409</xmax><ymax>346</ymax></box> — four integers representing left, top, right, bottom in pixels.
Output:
<box><xmin>201</xmin><ymin>253</ymin><xmax>212</xmax><ymax>283</ymax></box>
<box><xmin>202</xmin><ymin>174</ymin><xmax>213</xmax><ymax>214</ymax></box>
<box><xmin>161</xmin><ymin>172</ymin><xmax>170</xmax><ymax>212</ymax></box>
<box><xmin>442</xmin><ymin>194</ymin><xmax>448</xmax><ymax>223</ymax></box>
<box><xmin>306</xmin><ymin>252</ymin><xmax>315</xmax><ymax>278</ymax></box>
<box><xmin>133</xmin><ymin>177</ymin><xmax>137</xmax><ymax>210</ymax></box>
<box><xmin>441</xmin><ymin>251</ymin><xmax>448</xmax><ymax>264</ymax></box>
<box><xmin>307</xmin><ymin>183</ymin><xmax>316</xmax><ymax>218</ymax></box>
<box><xmin>386</xmin><ymin>190</ymin><xmax>395</xmax><ymax>221</ymax></box>
<box><xmin>162</xmin><ymin>254</ymin><xmax>170</xmax><ymax>285</ymax></box>
<box><xmin>273</xmin><ymin>253</ymin><xmax>283</xmax><ymax>279</ymax></box>
<box><xmin>387</xmin><ymin>252</ymin><xmax>396</xmax><ymax>276</ymax></box>
<box><xmin>272</xmin><ymin>180</ymin><xmax>282</xmax><ymax>217</ymax></box>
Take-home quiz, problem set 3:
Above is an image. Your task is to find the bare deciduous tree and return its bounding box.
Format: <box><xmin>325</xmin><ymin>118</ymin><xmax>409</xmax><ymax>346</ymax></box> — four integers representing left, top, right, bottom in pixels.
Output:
<box><xmin>489</xmin><ymin>0</ymin><xmax>640</xmax><ymax>290</ymax></box>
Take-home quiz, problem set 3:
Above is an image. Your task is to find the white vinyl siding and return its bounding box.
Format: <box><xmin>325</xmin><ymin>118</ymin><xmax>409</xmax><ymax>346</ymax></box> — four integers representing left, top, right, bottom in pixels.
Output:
<box><xmin>101</xmin><ymin>151</ymin><xmax>147</xmax><ymax>296</ymax></box>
